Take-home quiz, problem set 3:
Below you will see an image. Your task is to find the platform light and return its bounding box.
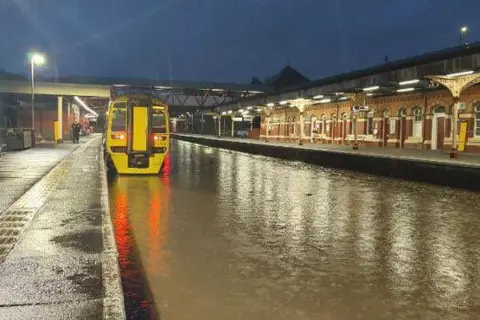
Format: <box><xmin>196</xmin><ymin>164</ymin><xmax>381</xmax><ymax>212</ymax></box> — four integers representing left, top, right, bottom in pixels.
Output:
<box><xmin>74</xmin><ymin>96</ymin><xmax>98</xmax><ymax>116</ymax></box>
<box><xmin>227</xmin><ymin>110</ymin><xmax>233</xmax><ymax>114</ymax></box>
<box><xmin>221</xmin><ymin>111</ymin><xmax>227</xmax><ymax>115</ymax></box>
<box><xmin>256</xmin><ymin>108</ymin><xmax>262</xmax><ymax>112</ymax></box>
<box><xmin>363</xmin><ymin>86</ymin><xmax>379</xmax><ymax>91</ymax></box>
<box><xmin>279</xmin><ymin>100</ymin><xmax>289</xmax><ymax>105</ymax></box>
<box><xmin>447</xmin><ymin>70</ymin><xmax>474</xmax><ymax>77</ymax></box>
<box><xmin>31</xmin><ymin>53</ymin><xmax>46</xmax><ymax>66</ymax></box>
<box><xmin>318</xmin><ymin>98</ymin><xmax>331</xmax><ymax>103</ymax></box>
<box><xmin>367</xmin><ymin>93</ymin><xmax>373</xmax><ymax>96</ymax></box>
<box><xmin>266</xmin><ymin>103</ymin><xmax>275</xmax><ymax>107</ymax></box>
<box><xmin>246</xmin><ymin>106</ymin><xmax>253</xmax><ymax>110</ymax></box>
<box><xmin>397</xmin><ymin>88</ymin><xmax>415</xmax><ymax>93</ymax></box>
<box><xmin>239</xmin><ymin>109</ymin><xmax>244</xmax><ymax>112</ymax></box>
<box><xmin>313</xmin><ymin>95</ymin><xmax>324</xmax><ymax>99</ymax></box>
<box><xmin>339</xmin><ymin>97</ymin><xmax>348</xmax><ymax>101</ymax></box>
<box><xmin>399</xmin><ymin>79</ymin><xmax>420</xmax><ymax>86</ymax></box>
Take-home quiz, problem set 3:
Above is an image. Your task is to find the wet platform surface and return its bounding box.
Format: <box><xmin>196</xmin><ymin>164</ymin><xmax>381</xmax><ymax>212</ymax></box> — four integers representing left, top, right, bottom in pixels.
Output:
<box><xmin>110</xmin><ymin>139</ymin><xmax>480</xmax><ymax>319</ymax></box>
<box><xmin>0</xmin><ymin>135</ymin><xmax>124</xmax><ymax>319</ymax></box>
<box><xmin>0</xmin><ymin>142</ymin><xmax>80</xmax><ymax>214</ymax></box>
<box><xmin>175</xmin><ymin>134</ymin><xmax>480</xmax><ymax>168</ymax></box>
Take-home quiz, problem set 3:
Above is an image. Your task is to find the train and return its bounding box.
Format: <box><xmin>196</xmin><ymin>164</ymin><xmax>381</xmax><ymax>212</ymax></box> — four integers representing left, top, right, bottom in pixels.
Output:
<box><xmin>104</xmin><ymin>92</ymin><xmax>170</xmax><ymax>174</ymax></box>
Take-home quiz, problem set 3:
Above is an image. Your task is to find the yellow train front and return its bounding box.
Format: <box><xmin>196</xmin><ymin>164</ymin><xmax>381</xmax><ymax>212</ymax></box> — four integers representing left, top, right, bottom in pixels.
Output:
<box><xmin>105</xmin><ymin>94</ymin><xmax>169</xmax><ymax>175</ymax></box>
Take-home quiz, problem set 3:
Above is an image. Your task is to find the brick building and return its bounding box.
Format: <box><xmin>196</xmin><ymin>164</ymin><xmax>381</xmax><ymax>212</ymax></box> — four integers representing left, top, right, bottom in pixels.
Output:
<box><xmin>217</xmin><ymin>43</ymin><xmax>480</xmax><ymax>153</ymax></box>
<box><xmin>262</xmin><ymin>85</ymin><xmax>480</xmax><ymax>153</ymax></box>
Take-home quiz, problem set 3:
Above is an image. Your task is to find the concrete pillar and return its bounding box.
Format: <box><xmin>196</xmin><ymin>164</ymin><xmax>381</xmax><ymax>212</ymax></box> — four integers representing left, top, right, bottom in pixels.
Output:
<box><xmin>57</xmin><ymin>96</ymin><xmax>63</xmax><ymax>143</ymax></box>
<box><xmin>265</xmin><ymin>116</ymin><xmax>270</xmax><ymax>142</ymax></box>
<box><xmin>231</xmin><ymin>117</ymin><xmax>234</xmax><ymax>137</ymax></box>
<box><xmin>299</xmin><ymin>111</ymin><xmax>304</xmax><ymax>145</ymax></box>
<box><xmin>451</xmin><ymin>100</ymin><xmax>459</xmax><ymax>158</ymax></box>
<box><xmin>218</xmin><ymin>117</ymin><xmax>221</xmax><ymax>137</ymax></box>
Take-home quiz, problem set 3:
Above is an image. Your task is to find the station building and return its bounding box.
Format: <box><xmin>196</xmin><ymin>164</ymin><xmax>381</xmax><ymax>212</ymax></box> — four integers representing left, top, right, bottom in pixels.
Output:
<box><xmin>216</xmin><ymin>42</ymin><xmax>480</xmax><ymax>153</ymax></box>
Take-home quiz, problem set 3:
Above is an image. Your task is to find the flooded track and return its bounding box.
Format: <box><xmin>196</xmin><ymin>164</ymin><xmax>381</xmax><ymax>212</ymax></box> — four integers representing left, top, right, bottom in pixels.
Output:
<box><xmin>109</xmin><ymin>139</ymin><xmax>480</xmax><ymax>319</ymax></box>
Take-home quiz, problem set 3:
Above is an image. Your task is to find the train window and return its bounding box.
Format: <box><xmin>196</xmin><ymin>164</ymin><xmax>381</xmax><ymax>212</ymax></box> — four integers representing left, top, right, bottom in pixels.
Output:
<box><xmin>152</xmin><ymin>109</ymin><xmax>166</xmax><ymax>133</ymax></box>
<box><xmin>111</xmin><ymin>105</ymin><xmax>127</xmax><ymax>131</ymax></box>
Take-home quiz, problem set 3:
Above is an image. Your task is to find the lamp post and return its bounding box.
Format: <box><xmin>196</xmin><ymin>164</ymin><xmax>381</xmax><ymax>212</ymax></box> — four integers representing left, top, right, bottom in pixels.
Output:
<box><xmin>30</xmin><ymin>53</ymin><xmax>45</xmax><ymax>130</ymax></box>
<box><xmin>460</xmin><ymin>26</ymin><xmax>468</xmax><ymax>45</ymax></box>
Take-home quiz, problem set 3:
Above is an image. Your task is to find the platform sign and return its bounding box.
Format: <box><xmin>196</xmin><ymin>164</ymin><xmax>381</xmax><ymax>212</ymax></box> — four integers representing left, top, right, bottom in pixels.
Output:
<box><xmin>352</xmin><ymin>106</ymin><xmax>369</xmax><ymax>113</ymax></box>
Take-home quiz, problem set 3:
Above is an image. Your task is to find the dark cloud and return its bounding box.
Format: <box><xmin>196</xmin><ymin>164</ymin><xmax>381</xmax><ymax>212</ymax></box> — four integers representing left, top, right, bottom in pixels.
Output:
<box><xmin>1</xmin><ymin>0</ymin><xmax>479</xmax><ymax>83</ymax></box>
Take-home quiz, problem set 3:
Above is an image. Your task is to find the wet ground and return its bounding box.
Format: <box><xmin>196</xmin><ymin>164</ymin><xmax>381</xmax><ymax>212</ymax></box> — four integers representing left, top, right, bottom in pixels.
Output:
<box><xmin>0</xmin><ymin>136</ymin><xmax>116</xmax><ymax>319</ymax></box>
<box><xmin>0</xmin><ymin>142</ymin><xmax>78</xmax><ymax>213</ymax></box>
<box><xmin>109</xmin><ymin>139</ymin><xmax>480</xmax><ymax>319</ymax></box>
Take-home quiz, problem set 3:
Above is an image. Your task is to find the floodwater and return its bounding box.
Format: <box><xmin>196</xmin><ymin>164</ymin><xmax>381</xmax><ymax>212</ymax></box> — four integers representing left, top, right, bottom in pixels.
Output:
<box><xmin>109</xmin><ymin>139</ymin><xmax>480</xmax><ymax>320</ymax></box>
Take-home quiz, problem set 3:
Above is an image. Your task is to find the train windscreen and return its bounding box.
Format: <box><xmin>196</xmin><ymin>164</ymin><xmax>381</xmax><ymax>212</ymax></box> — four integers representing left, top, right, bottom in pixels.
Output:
<box><xmin>111</xmin><ymin>103</ymin><xmax>127</xmax><ymax>131</ymax></box>
<box><xmin>152</xmin><ymin>109</ymin><xmax>167</xmax><ymax>133</ymax></box>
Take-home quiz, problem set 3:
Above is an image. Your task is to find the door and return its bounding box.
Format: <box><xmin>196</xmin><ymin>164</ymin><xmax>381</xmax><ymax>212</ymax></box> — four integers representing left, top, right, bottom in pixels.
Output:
<box><xmin>400</xmin><ymin>116</ymin><xmax>406</xmax><ymax>147</ymax></box>
<box><xmin>132</xmin><ymin>106</ymin><xmax>148</xmax><ymax>152</ymax></box>
<box><xmin>383</xmin><ymin>119</ymin><xmax>390</xmax><ymax>147</ymax></box>
<box><xmin>339</xmin><ymin>121</ymin><xmax>343</xmax><ymax>141</ymax></box>
<box><xmin>436</xmin><ymin>117</ymin><xmax>445</xmax><ymax>150</ymax></box>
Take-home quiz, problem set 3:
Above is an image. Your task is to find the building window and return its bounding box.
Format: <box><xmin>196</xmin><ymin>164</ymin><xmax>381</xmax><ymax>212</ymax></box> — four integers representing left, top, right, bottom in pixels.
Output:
<box><xmin>475</xmin><ymin>104</ymin><xmax>480</xmax><ymax>137</ymax></box>
<box><xmin>412</xmin><ymin>107</ymin><xmax>423</xmax><ymax>137</ymax></box>
<box><xmin>366</xmin><ymin>111</ymin><xmax>374</xmax><ymax>135</ymax></box>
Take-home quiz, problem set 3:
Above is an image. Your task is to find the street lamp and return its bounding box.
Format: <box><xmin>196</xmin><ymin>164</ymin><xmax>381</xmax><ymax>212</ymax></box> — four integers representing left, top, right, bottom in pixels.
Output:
<box><xmin>30</xmin><ymin>53</ymin><xmax>46</xmax><ymax>130</ymax></box>
<box><xmin>460</xmin><ymin>26</ymin><xmax>468</xmax><ymax>45</ymax></box>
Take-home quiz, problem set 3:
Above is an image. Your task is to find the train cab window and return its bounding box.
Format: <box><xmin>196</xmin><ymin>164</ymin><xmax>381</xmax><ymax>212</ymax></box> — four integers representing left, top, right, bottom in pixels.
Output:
<box><xmin>112</xmin><ymin>103</ymin><xmax>127</xmax><ymax>131</ymax></box>
<box><xmin>152</xmin><ymin>109</ymin><xmax>166</xmax><ymax>133</ymax></box>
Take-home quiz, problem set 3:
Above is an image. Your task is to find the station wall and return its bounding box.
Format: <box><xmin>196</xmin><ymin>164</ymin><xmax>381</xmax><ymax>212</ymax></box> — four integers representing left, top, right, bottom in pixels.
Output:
<box><xmin>260</xmin><ymin>85</ymin><xmax>480</xmax><ymax>153</ymax></box>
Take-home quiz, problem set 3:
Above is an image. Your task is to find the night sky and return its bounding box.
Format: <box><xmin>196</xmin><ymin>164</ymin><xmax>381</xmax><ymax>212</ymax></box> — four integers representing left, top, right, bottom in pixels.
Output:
<box><xmin>1</xmin><ymin>0</ymin><xmax>479</xmax><ymax>83</ymax></box>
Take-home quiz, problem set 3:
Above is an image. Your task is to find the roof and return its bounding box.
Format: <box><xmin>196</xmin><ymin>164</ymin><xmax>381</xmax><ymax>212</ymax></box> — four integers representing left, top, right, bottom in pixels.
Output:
<box><xmin>37</xmin><ymin>76</ymin><xmax>272</xmax><ymax>93</ymax></box>
<box><xmin>220</xmin><ymin>41</ymin><xmax>480</xmax><ymax>105</ymax></box>
<box><xmin>265</xmin><ymin>65</ymin><xmax>310</xmax><ymax>89</ymax></box>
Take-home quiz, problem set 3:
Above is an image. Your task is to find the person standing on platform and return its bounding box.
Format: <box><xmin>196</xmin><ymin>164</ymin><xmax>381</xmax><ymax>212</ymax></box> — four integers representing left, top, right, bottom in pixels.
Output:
<box><xmin>71</xmin><ymin>121</ymin><xmax>81</xmax><ymax>144</ymax></box>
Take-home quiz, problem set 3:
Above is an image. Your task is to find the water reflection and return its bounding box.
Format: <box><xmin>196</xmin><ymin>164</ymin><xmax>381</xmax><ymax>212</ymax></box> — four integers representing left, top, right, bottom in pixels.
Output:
<box><xmin>110</xmin><ymin>140</ymin><xmax>480</xmax><ymax>319</ymax></box>
<box><xmin>109</xmin><ymin>157</ymin><xmax>172</xmax><ymax>319</ymax></box>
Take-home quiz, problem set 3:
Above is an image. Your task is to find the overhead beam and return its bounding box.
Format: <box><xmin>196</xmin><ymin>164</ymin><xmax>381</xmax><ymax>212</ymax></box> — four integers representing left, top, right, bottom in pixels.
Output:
<box><xmin>0</xmin><ymin>80</ymin><xmax>111</xmax><ymax>97</ymax></box>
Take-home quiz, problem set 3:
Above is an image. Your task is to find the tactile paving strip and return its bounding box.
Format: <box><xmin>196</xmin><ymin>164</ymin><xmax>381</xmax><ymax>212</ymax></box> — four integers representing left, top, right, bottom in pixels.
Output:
<box><xmin>0</xmin><ymin>141</ymin><xmax>94</xmax><ymax>263</ymax></box>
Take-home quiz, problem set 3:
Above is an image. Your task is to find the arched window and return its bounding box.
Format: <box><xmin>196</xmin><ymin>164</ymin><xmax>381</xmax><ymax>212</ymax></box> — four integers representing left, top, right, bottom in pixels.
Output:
<box><xmin>475</xmin><ymin>104</ymin><xmax>480</xmax><ymax>137</ymax></box>
<box><xmin>434</xmin><ymin>106</ymin><xmax>446</xmax><ymax>114</ymax></box>
<box><xmin>398</xmin><ymin>108</ymin><xmax>407</xmax><ymax>117</ymax></box>
<box><xmin>412</xmin><ymin>107</ymin><xmax>422</xmax><ymax>137</ymax></box>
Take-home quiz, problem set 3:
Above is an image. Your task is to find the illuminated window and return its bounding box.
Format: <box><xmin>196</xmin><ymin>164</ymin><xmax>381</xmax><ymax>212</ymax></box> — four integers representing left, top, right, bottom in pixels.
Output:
<box><xmin>412</xmin><ymin>107</ymin><xmax>422</xmax><ymax>137</ymax></box>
